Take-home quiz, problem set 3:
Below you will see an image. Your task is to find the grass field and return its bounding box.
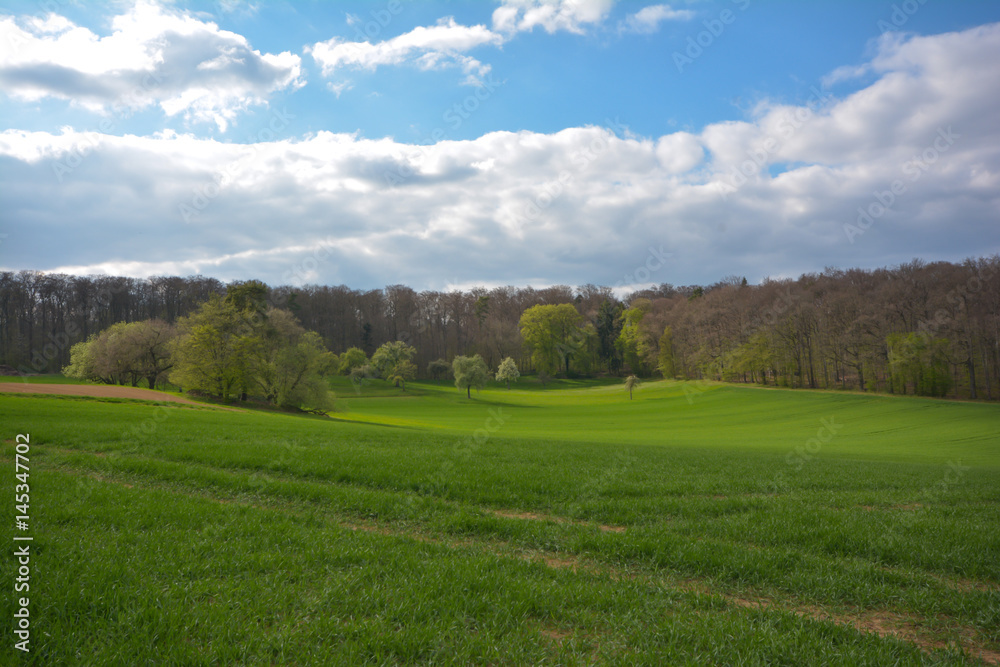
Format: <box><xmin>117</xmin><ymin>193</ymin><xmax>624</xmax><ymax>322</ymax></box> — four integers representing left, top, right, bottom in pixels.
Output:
<box><xmin>1</xmin><ymin>377</ymin><xmax>998</xmax><ymax>664</ymax></box>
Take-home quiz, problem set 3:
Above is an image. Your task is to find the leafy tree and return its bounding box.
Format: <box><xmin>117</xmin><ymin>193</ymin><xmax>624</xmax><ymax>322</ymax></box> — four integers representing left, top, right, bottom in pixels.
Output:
<box><xmin>63</xmin><ymin>338</ymin><xmax>98</xmax><ymax>382</ymax></box>
<box><xmin>371</xmin><ymin>340</ymin><xmax>417</xmax><ymax>381</ymax></box>
<box><xmin>887</xmin><ymin>332</ymin><xmax>952</xmax><ymax>397</ymax></box>
<box><xmin>495</xmin><ymin>356</ymin><xmax>520</xmax><ymax>389</ymax></box>
<box><xmin>244</xmin><ymin>309</ymin><xmax>336</xmax><ymax>410</ymax></box>
<box><xmin>350</xmin><ymin>363</ymin><xmax>376</xmax><ymax>387</ymax></box>
<box><xmin>169</xmin><ymin>296</ymin><xmax>253</xmax><ymax>401</ymax></box>
<box><xmin>63</xmin><ymin>319</ymin><xmax>176</xmax><ymax>388</ymax></box>
<box><xmin>225</xmin><ymin>279</ymin><xmax>269</xmax><ymax>315</ymax></box>
<box><xmin>625</xmin><ymin>374</ymin><xmax>641</xmax><ymax>400</ymax></box>
<box><xmin>427</xmin><ymin>358</ymin><xmax>452</xmax><ymax>379</ymax></box>
<box><xmin>596</xmin><ymin>298</ymin><xmax>624</xmax><ymax>373</ymax></box>
<box><xmin>616</xmin><ymin>299</ymin><xmax>652</xmax><ymax>375</ymax></box>
<box><xmin>657</xmin><ymin>325</ymin><xmax>675</xmax><ymax>378</ymax></box>
<box><xmin>126</xmin><ymin>319</ymin><xmax>176</xmax><ymax>388</ymax></box>
<box><xmin>270</xmin><ymin>330</ymin><xmax>337</xmax><ymax>411</ymax></box>
<box><xmin>519</xmin><ymin>303</ymin><xmax>584</xmax><ymax>376</ymax></box>
<box><xmin>453</xmin><ymin>354</ymin><xmax>489</xmax><ymax>398</ymax></box>
<box><xmin>388</xmin><ymin>360</ymin><xmax>417</xmax><ymax>389</ymax></box>
<box><xmin>338</xmin><ymin>347</ymin><xmax>368</xmax><ymax>375</ymax></box>
<box><xmin>169</xmin><ymin>296</ymin><xmax>335</xmax><ymax>410</ymax></box>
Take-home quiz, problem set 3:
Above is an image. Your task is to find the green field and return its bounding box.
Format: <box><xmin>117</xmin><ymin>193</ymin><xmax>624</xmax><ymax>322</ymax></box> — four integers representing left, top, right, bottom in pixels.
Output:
<box><xmin>2</xmin><ymin>378</ymin><xmax>999</xmax><ymax>665</ymax></box>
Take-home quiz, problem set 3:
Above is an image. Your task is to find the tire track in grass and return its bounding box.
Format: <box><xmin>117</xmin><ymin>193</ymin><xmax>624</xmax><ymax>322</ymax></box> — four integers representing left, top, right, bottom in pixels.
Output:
<box><xmin>488</xmin><ymin>508</ymin><xmax>627</xmax><ymax>533</ymax></box>
<box><xmin>26</xmin><ymin>450</ymin><xmax>1000</xmax><ymax>665</ymax></box>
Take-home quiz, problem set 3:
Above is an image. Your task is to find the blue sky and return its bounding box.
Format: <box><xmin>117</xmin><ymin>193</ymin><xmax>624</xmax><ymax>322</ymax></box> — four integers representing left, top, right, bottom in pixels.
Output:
<box><xmin>1</xmin><ymin>0</ymin><xmax>999</xmax><ymax>291</ymax></box>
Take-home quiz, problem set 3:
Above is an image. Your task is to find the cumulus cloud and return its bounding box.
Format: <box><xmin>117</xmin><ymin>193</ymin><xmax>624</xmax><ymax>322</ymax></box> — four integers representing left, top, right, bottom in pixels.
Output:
<box><xmin>492</xmin><ymin>0</ymin><xmax>617</xmax><ymax>35</ymax></box>
<box><xmin>0</xmin><ymin>1</ymin><xmax>302</xmax><ymax>130</ymax></box>
<box><xmin>619</xmin><ymin>4</ymin><xmax>693</xmax><ymax>34</ymax></box>
<box><xmin>1</xmin><ymin>23</ymin><xmax>998</xmax><ymax>289</ymax></box>
<box><xmin>308</xmin><ymin>18</ymin><xmax>502</xmax><ymax>85</ymax></box>
<box><xmin>310</xmin><ymin>1</ymin><xmax>625</xmax><ymax>89</ymax></box>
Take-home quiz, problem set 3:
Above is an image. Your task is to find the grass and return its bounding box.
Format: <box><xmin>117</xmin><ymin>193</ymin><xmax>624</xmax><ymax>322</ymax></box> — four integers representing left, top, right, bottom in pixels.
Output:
<box><xmin>1</xmin><ymin>377</ymin><xmax>998</xmax><ymax>664</ymax></box>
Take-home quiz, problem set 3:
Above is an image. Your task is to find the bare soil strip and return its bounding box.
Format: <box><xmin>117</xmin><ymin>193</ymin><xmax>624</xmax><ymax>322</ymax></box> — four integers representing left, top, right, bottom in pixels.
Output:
<box><xmin>489</xmin><ymin>508</ymin><xmax>627</xmax><ymax>533</ymax></box>
<box><xmin>0</xmin><ymin>383</ymin><xmax>235</xmax><ymax>409</ymax></box>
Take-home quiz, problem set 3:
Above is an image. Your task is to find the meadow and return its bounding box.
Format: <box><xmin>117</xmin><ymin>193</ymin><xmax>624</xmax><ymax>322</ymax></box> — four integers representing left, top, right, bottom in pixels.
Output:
<box><xmin>1</xmin><ymin>376</ymin><xmax>998</xmax><ymax>665</ymax></box>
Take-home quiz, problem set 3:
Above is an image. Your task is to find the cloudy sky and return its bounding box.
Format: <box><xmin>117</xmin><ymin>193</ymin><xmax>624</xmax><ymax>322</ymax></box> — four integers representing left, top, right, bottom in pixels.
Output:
<box><xmin>1</xmin><ymin>0</ymin><xmax>999</xmax><ymax>292</ymax></box>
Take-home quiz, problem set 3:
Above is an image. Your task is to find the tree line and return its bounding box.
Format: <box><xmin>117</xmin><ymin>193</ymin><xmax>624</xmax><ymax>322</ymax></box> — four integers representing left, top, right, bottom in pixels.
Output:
<box><xmin>2</xmin><ymin>255</ymin><xmax>998</xmax><ymax>400</ymax></box>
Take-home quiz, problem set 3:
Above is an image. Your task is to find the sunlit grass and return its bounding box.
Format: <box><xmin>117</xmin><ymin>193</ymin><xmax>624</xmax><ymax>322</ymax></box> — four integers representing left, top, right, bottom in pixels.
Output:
<box><xmin>1</xmin><ymin>379</ymin><xmax>997</xmax><ymax>664</ymax></box>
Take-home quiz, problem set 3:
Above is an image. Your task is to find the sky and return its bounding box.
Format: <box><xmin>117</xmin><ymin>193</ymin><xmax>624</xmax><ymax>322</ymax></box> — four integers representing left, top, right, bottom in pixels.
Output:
<box><xmin>1</xmin><ymin>0</ymin><xmax>999</xmax><ymax>293</ymax></box>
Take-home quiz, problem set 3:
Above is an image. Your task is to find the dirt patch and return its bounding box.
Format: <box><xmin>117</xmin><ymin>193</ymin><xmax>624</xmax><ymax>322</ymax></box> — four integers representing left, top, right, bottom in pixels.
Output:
<box><xmin>722</xmin><ymin>596</ymin><xmax>999</xmax><ymax>664</ymax></box>
<box><xmin>539</xmin><ymin>627</ymin><xmax>573</xmax><ymax>643</ymax></box>
<box><xmin>857</xmin><ymin>503</ymin><xmax>923</xmax><ymax>512</ymax></box>
<box><xmin>489</xmin><ymin>508</ymin><xmax>627</xmax><ymax>534</ymax></box>
<box><xmin>0</xmin><ymin>383</ymin><xmax>236</xmax><ymax>410</ymax></box>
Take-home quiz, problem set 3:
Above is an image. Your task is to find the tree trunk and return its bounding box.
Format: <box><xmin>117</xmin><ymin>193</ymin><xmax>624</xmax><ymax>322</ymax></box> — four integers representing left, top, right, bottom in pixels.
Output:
<box><xmin>467</xmin><ymin>385</ymin><xmax>471</xmax><ymax>399</ymax></box>
<box><xmin>966</xmin><ymin>353</ymin><xmax>977</xmax><ymax>400</ymax></box>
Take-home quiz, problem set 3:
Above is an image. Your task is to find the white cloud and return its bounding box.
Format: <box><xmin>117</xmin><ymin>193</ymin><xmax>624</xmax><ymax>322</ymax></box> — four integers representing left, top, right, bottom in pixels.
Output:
<box><xmin>620</xmin><ymin>4</ymin><xmax>693</xmax><ymax>34</ymax></box>
<box><xmin>311</xmin><ymin>1</ymin><xmax>625</xmax><ymax>88</ymax></box>
<box><xmin>0</xmin><ymin>1</ymin><xmax>302</xmax><ymax>130</ymax></box>
<box><xmin>1</xmin><ymin>23</ymin><xmax>998</xmax><ymax>289</ymax></box>
<box><xmin>307</xmin><ymin>17</ymin><xmax>502</xmax><ymax>85</ymax></box>
<box><xmin>492</xmin><ymin>0</ymin><xmax>617</xmax><ymax>35</ymax></box>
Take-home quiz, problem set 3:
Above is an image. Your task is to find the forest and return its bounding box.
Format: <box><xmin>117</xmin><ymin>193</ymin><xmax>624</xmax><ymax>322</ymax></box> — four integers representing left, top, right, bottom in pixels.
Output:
<box><xmin>2</xmin><ymin>255</ymin><xmax>998</xmax><ymax>401</ymax></box>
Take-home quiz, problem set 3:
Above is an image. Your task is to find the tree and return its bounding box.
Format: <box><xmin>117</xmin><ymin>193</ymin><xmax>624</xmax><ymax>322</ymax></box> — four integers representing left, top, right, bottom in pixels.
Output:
<box><xmin>453</xmin><ymin>354</ymin><xmax>489</xmax><ymax>398</ymax></box>
<box><xmin>657</xmin><ymin>325</ymin><xmax>675</xmax><ymax>378</ymax></box>
<box><xmin>625</xmin><ymin>374</ymin><xmax>641</xmax><ymax>400</ymax></box>
<box><xmin>887</xmin><ymin>332</ymin><xmax>951</xmax><ymax>397</ymax></box>
<box><xmin>388</xmin><ymin>360</ymin><xmax>417</xmax><ymax>389</ymax></box>
<box><xmin>62</xmin><ymin>320</ymin><xmax>176</xmax><ymax>388</ymax></box>
<box><xmin>338</xmin><ymin>347</ymin><xmax>368</xmax><ymax>375</ymax></box>
<box><xmin>169</xmin><ymin>296</ymin><xmax>251</xmax><ymax>401</ymax></box>
<box><xmin>350</xmin><ymin>363</ymin><xmax>376</xmax><ymax>388</ymax></box>
<box><xmin>518</xmin><ymin>303</ymin><xmax>585</xmax><ymax>376</ymax></box>
<box><xmin>225</xmin><ymin>279</ymin><xmax>269</xmax><ymax>315</ymax></box>
<box><xmin>596</xmin><ymin>298</ymin><xmax>624</xmax><ymax>373</ymax></box>
<box><xmin>169</xmin><ymin>296</ymin><xmax>335</xmax><ymax>410</ymax></box>
<box><xmin>244</xmin><ymin>309</ymin><xmax>337</xmax><ymax>410</ymax></box>
<box><xmin>126</xmin><ymin>319</ymin><xmax>176</xmax><ymax>389</ymax></box>
<box><xmin>427</xmin><ymin>358</ymin><xmax>452</xmax><ymax>379</ymax></box>
<box><xmin>370</xmin><ymin>340</ymin><xmax>417</xmax><ymax>381</ymax></box>
<box><xmin>495</xmin><ymin>356</ymin><xmax>520</xmax><ymax>389</ymax></box>
<box><xmin>63</xmin><ymin>338</ymin><xmax>97</xmax><ymax>382</ymax></box>
<box><xmin>616</xmin><ymin>299</ymin><xmax>653</xmax><ymax>375</ymax></box>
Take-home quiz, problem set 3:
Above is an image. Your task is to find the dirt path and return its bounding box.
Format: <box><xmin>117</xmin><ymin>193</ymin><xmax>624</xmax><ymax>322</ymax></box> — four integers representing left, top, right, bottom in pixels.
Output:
<box><xmin>0</xmin><ymin>382</ymin><xmax>224</xmax><ymax>408</ymax></box>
